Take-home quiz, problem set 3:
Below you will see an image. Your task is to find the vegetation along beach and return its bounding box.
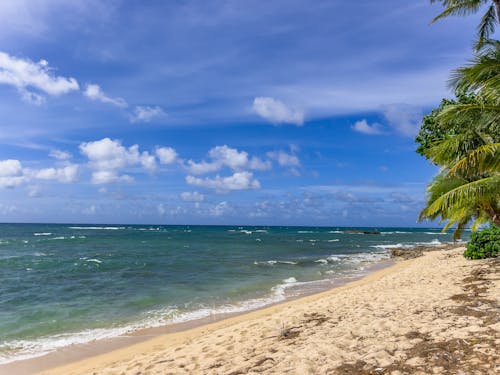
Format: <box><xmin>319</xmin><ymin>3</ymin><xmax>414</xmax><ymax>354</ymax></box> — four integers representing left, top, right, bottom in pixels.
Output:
<box><xmin>0</xmin><ymin>0</ymin><xmax>498</xmax><ymax>374</ymax></box>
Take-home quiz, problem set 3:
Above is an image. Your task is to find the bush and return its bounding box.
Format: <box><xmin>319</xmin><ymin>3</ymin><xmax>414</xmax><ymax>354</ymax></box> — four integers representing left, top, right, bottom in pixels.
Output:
<box><xmin>464</xmin><ymin>226</ymin><xmax>500</xmax><ymax>259</ymax></box>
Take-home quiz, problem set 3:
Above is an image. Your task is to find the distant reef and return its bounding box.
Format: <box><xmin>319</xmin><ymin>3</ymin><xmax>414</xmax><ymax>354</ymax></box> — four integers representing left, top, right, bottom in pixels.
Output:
<box><xmin>343</xmin><ymin>230</ymin><xmax>381</xmax><ymax>235</ymax></box>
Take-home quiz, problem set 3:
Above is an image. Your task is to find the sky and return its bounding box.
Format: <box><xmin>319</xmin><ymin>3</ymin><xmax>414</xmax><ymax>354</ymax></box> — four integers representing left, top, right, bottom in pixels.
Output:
<box><xmin>0</xmin><ymin>0</ymin><xmax>484</xmax><ymax>226</ymax></box>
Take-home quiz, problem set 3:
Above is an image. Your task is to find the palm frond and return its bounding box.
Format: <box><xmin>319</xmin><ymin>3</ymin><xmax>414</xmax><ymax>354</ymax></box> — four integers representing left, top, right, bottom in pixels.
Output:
<box><xmin>424</xmin><ymin>175</ymin><xmax>500</xmax><ymax>217</ymax></box>
<box><xmin>447</xmin><ymin>142</ymin><xmax>500</xmax><ymax>176</ymax></box>
<box><xmin>476</xmin><ymin>5</ymin><xmax>497</xmax><ymax>49</ymax></box>
<box><xmin>431</xmin><ymin>0</ymin><xmax>486</xmax><ymax>23</ymax></box>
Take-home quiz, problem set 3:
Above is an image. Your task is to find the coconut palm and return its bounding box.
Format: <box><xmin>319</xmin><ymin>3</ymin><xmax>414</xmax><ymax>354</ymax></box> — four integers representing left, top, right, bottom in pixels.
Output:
<box><xmin>430</xmin><ymin>0</ymin><xmax>500</xmax><ymax>49</ymax></box>
<box><xmin>418</xmin><ymin>40</ymin><xmax>500</xmax><ymax>237</ymax></box>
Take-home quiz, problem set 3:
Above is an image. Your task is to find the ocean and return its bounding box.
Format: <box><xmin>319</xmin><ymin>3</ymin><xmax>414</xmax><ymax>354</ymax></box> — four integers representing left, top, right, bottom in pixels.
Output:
<box><xmin>0</xmin><ymin>224</ymin><xmax>465</xmax><ymax>364</ymax></box>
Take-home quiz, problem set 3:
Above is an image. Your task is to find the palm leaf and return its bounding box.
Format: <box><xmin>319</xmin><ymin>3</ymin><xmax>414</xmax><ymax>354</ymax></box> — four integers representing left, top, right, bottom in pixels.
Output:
<box><xmin>447</xmin><ymin>142</ymin><xmax>500</xmax><ymax>176</ymax></box>
<box><xmin>424</xmin><ymin>175</ymin><xmax>500</xmax><ymax>217</ymax></box>
<box><xmin>477</xmin><ymin>5</ymin><xmax>497</xmax><ymax>49</ymax></box>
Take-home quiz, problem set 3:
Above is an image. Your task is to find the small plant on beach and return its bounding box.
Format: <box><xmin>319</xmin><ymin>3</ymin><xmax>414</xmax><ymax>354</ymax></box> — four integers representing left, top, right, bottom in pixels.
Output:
<box><xmin>464</xmin><ymin>225</ymin><xmax>500</xmax><ymax>259</ymax></box>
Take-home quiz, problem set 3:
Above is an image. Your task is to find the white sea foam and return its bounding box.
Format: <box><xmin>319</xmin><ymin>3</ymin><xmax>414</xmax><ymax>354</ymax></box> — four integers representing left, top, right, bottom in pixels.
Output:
<box><xmin>0</xmin><ymin>246</ymin><xmax>392</xmax><ymax>365</ymax></box>
<box><xmin>370</xmin><ymin>243</ymin><xmax>407</xmax><ymax>249</ymax></box>
<box><xmin>328</xmin><ymin>230</ymin><xmax>343</xmax><ymax>234</ymax></box>
<box><xmin>327</xmin><ymin>239</ymin><xmax>339</xmax><ymax>242</ymax></box>
<box><xmin>416</xmin><ymin>239</ymin><xmax>442</xmax><ymax>246</ymax></box>
<box><xmin>86</xmin><ymin>259</ymin><xmax>102</xmax><ymax>264</ymax></box>
<box><xmin>297</xmin><ymin>230</ymin><xmax>314</xmax><ymax>233</ymax></box>
<box><xmin>254</xmin><ymin>260</ymin><xmax>297</xmax><ymax>266</ymax></box>
<box><xmin>255</xmin><ymin>229</ymin><xmax>268</xmax><ymax>233</ymax></box>
<box><xmin>68</xmin><ymin>226</ymin><xmax>125</xmax><ymax>230</ymax></box>
<box><xmin>381</xmin><ymin>231</ymin><xmax>410</xmax><ymax>234</ymax></box>
<box><xmin>33</xmin><ymin>233</ymin><xmax>52</xmax><ymax>236</ymax></box>
<box><xmin>239</xmin><ymin>230</ymin><xmax>252</xmax><ymax>235</ymax></box>
<box><xmin>0</xmin><ymin>276</ymin><xmax>307</xmax><ymax>365</ymax></box>
<box><xmin>424</xmin><ymin>232</ymin><xmax>446</xmax><ymax>235</ymax></box>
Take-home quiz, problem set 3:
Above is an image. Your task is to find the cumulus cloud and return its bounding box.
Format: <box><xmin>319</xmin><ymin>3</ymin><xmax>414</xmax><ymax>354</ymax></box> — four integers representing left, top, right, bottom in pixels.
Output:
<box><xmin>382</xmin><ymin>104</ymin><xmax>422</xmax><ymax>137</ymax></box>
<box><xmin>49</xmin><ymin>149</ymin><xmax>71</xmax><ymax>160</ymax></box>
<box><xmin>351</xmin><ymin>119</ymin><xmax>384</xmax><ymax>135</ymax></box>
<box><xmin>84</xmin><ymin>83</ymin><xmax>127</xmax><ymax>108</ymax></box>
<box><xmin>156</xmin><ymin>147</ymin><xmax>177</xmax><ymax>165</ymax></box>
<box><xmin>0</xmin><ymin>51</ymin><xmax>79</xmax><ymax>104</ymax></box>
<box><xmin>79</xmin><ymin>138</ymin><xmax>156</xmax><ymax>184</ymax></box>
<box><xmin>91</xmin><ymin>170</ymin><xmax>133</xmax><ymax>185</ymax></box>
<box><xmin>210</xmin><ymin>201</ymin><xmax>233</xmax><ymax>217</ymax></box>
<box><xmin>0</xmin><ymin>159</ymin><xmax>25</xmax><ymax>188</ymax></box>
<box><xmin>32</xmin><ymin>164</ymin><xmax>78</xmax><ymax>183</ymax></box>
<box><xmin>267</xmin><ymin>150</ymin><xmax>300</xmax><ymax>167</ymax></box>
<box><xmin>129</xmin><ymin>105</ymin><xmax>165</xmax><ymax>123</ymax></box>
<box><xmin>252</xmin><ymin>97</ymin><xmax>304</xmax><ymax>126</ymax></box>
<box><xmin>186</xmin><ymin>171</ymin><xmax>260</xmax><ymax>192</ymax></box>
<box><xmin>180</xmin><ymin>191</ymin><xmax>205</xmax><ymax>202</ymax></box>
<box><xmin>186</xmin><ymin>145</ymin><xmax>271</xmax><ymax>175</ymax></box>
<box><xmin>0</xmin><ymin>159</ymin><xmax>78</xmax><ymax>187</ymax></box>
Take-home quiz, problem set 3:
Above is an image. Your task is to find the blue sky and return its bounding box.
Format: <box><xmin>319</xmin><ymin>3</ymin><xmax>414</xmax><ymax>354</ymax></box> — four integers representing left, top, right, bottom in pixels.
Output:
<box><xmin>0</xmin><ymin>0</ymin><xmax>483</xmax><ymax>225</ymax></box>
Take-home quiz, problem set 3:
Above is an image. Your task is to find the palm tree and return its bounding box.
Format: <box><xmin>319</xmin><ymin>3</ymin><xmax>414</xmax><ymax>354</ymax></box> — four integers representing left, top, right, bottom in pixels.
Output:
<box><xmin>418</xmin><ymin>41</ymin><xmax>500</xmax><ymax>237</ymax></box>
<box><xmin>430</xmin><ymin>0</ymin><xmax>500</xmax><ymax>49</ymax></box>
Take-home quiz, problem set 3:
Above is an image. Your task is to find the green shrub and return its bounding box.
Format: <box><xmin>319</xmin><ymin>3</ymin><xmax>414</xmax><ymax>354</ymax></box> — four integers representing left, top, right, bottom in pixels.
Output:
<box><xmin>464</xmin><ymin>226</ymin><xmax>500</xmax><ymax>259</ymax></box>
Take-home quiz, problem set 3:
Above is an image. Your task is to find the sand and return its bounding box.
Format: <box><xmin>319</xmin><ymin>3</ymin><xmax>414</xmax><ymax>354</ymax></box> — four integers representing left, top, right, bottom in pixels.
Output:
<box><xmin>13</xmin><ymin>247</ymin><xmax>500</xmax><ymax>374</ymax></box>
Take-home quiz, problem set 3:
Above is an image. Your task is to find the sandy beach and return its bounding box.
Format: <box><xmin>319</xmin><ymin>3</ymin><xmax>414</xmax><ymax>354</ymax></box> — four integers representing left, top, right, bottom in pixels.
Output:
<box><xmin>4</xmin><ymin>247</ymin><xmax>490</xmax><ymax>374</ymax></box>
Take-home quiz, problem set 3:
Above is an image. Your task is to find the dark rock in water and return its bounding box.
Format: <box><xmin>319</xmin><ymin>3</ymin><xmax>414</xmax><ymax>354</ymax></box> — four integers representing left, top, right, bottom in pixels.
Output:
<box><xmin>343</xmin><ymin>230</ymin><xmax>381</xmax><ymax>235</ymax></box>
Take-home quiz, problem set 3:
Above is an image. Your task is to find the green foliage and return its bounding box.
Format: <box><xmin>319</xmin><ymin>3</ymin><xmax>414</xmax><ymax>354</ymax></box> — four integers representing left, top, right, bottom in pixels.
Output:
<box><xmin>417</xmin><ymin>45</ymin><xmax>500</xmax><ymax>239</ymax></box>
<box><xmin>415</xmin><ymin>93</ymin><xmax>478</xmax><ymax>161</ymax></box>
<box><xmin>464</xmin><ymin>225</ymin><xmax>500</xmax><ymax>258</ymax></box>
<box><xmin>430</xmin><ymin>0</ymin><xmax>500</xmax><ymax>50</ymax></box>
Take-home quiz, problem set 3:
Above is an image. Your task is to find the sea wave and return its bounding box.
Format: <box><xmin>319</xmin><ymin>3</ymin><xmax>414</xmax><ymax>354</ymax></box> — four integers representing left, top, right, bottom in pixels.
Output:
<box><xmin>68</xmin><ymin>226</ymin><xmax>125</xmax><ymax>230</ymax></box>
<box><xmin>254</xmin><ymin>260</ymin><xmax>298</xmax><ymax>266</ymax></box>
<box><xmin>33</xmin><ymin>233</ymin><xmax>52</xmax><ymax>236</ymax></box>
<box><xmin>0</xmin><ymin>276</ymin><xmax>305</xmax><ymax>365</ymax></box>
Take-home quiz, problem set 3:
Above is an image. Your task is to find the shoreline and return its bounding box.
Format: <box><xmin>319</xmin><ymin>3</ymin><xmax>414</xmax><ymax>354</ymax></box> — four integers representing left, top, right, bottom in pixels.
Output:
<box><xmin>3</xmin><ymin>245</ymin><xmax>497</xmax><ymax>374</ymax></box>
<box><xmin>0</xmin><ymin>258</ymin><xmax>394</xmax><ymax>375</ymax></box>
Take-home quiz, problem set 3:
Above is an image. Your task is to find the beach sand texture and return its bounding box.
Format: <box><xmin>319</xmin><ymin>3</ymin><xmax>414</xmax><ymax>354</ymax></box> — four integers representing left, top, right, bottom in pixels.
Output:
<box><xmin>39</xmin><ymin>247</ymin><xmax>498</xmax><ymax>374</ymax></box>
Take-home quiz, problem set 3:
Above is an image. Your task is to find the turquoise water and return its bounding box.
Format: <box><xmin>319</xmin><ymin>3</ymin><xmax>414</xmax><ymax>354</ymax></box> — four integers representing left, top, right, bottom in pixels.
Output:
<box><xmin>0</xmin><ymin>224</ymin><xmax>464</xmax><ymax>363</ymax></box>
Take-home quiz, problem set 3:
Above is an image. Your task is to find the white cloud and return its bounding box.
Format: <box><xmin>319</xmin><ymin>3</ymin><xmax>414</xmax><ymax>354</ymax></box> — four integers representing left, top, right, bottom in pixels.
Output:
<box><xmin>156</xmin><ymin>147</ymin><xmax>177</xmax><ymax>165</ymax></box>
<box><xmin>157</xmin><ymin>203</ymin><xmax>167</xmax><ymax>216</ymax></box>
<box><xmin>80</xmin><ymin>138</ymin><xmax>157</xmax><ymax>184</ymax></box>
<box><xmin>0</xmin><ymin>159</ymin><xmax>25</xmax><ymax>188</ymax></box>
<box><xmin>186</xmin><ymin>145</ymin><xmax>271</xmax><ymax>175</ymax></box>
<box><xmin>32</xmin><ymin>164</ymin><xmax>78</xmax><ymax>183</ymax></box>
<box><xmin>0</xmin><ymin>51</ymin><xmax>79</xmax><ymax>104</ymax></box>
<box><xmin>186</xmin><ymin>171</ymin><xmax>260</xmax><ymax>192</ymax></box>
<box><xmin>351</xmin><ymin>119</ymin><xmax>384</xmax><ymax>135</ymax></box>
<box><xmin>180</xmin><ymin>191</ymin><xmax>205</xmax><ymax>202</ymax></box>
<box><xmin>27</xmin><ymin>185</ymin><xmax>42</xmax><ymax>197</ymax></box>
<box><xmin>252</xmin><ymin>97</ymin><xmax>304</xmax><ymax>126</ymax></box>
<box><xmin>382</xmin><ymin>104</ymin><xmax>422</xmax><ymax>137</ymax></box>
<box><xmin>130</xmin><ymin>105</ymin><xmax>165</xmax><ymax>123</ymax></box>
<box><xmin>267</xmin><ymin>150</ymin><xmax>300</xmax><ymax>167</ymax></box>
<box><xmin>49</xmin><ymin>149</ymin><xmax>72</xmax><ymax>160</ymax></box>
<box><xmin>186</xmin><ymin>159</ymin><xmax>221</xmax><ymax>175</ymax></box>
<box><xmin>210</xmin><ymin>201</ymin><xmax>233</xmax><ymax>217</ymax></box>
<box><xmin>0</xmin><ymin>159</ymin><xmax>78</xmax><ymax>187</ymax></box>
<box><xmin>83</xmin><ymin>83</ymin><xmax>127</xmax><ymax>108</ymax></box>
<box><xmin>91</xmin><ymin>170</ymin><xmax>133</xmax><ymax>185</ymax></box>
